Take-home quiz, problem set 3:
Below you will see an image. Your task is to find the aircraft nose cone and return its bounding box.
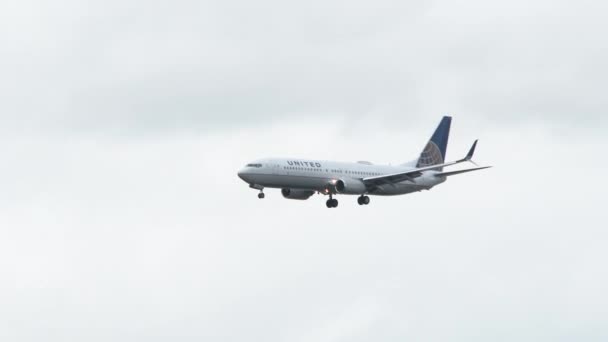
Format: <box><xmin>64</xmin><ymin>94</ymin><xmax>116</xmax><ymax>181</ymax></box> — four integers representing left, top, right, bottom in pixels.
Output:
<box><xmin>237</xmin><ymin>169</ymin><xmax>249</xmax><ymax>182</ymax></box>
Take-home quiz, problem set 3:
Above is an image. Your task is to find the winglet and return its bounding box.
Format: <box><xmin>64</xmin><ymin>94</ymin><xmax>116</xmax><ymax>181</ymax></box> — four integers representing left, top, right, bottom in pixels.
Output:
<box><xmin>466</xmin><ymin>139</ymin><xmax>478</xmax><ymax>160</ymax></box>
<box><xmin>460</xmin><ymin>139</ymin><xmax>479</xmax><ymax>166</ymax></box>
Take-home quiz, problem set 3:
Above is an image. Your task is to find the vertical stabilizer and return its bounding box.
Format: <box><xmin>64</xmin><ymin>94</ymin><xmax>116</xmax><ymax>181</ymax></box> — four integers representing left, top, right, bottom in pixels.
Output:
<box><xmin>416</xmin><ymin>116</ymin><xmax>452</xmax><ymax>170</ymax></box>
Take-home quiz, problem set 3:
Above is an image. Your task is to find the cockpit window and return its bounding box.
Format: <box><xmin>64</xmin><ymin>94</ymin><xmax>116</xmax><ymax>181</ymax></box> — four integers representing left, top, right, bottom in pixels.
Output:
<box><xmin>246</xmin><ymin>163</ymin><xmax>262</xmax><ymax>168</ymax></box>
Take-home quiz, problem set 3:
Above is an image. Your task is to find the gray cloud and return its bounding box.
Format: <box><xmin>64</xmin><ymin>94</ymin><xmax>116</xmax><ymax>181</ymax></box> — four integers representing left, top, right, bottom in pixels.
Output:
<box><xmin>1</xmin><ymin>1</ymin><xmax>607</xmax><ymax>341</ymax></box>
<box><xmin>1</xmin><ymin>0</ymin><xmax>607</xmax><ymax>137</ymax></box>
<box><xmin>1</xmin><ymin>119</ymin><xmax>607</xmax><ymax>341</ymax></box>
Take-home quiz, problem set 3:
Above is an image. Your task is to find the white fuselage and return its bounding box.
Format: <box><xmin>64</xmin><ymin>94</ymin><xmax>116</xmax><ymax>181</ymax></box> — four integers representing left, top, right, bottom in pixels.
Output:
<box><xmin>237</xmin><ymin>158</ymin><xmax>446</xmax><ymax>196</ymax></box>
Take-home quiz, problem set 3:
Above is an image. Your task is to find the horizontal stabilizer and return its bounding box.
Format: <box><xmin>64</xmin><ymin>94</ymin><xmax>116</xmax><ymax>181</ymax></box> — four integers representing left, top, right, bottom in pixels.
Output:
<box><xmin>434</xmin><ymin>166</ymin><xmax>492</xmax><ymax>177</ymax></box>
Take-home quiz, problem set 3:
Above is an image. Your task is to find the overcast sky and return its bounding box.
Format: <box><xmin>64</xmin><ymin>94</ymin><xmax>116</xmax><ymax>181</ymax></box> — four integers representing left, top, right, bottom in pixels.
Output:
<box><xmin>1</xmin><ymin>1</ymin><xmax>607</xmax><ymax>341</ymax></box>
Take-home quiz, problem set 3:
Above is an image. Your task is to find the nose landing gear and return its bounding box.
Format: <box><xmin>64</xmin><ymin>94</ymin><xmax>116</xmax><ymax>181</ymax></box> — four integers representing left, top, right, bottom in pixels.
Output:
<box><xmin>249</xmin><ymin>184</ymin><xmax>265</xmax><ymax>199</ymax></box>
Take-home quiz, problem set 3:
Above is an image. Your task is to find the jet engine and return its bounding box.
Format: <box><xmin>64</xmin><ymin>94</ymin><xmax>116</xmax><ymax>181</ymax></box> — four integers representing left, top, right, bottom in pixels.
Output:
<box><xmin>329</xmin><ymin>178</ymin><xmax>367</xmax><ymax>195</ymax></box>
<box><xmin>281</xmin><ymin>188</ymin><xmax>315</xmax><ymax>200</ymax></box>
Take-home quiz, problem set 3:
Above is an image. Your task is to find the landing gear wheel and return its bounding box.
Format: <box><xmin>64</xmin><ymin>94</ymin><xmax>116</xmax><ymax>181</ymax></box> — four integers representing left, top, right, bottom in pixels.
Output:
<box><xmin>258</xmin><ymin>192</ymin><xmax>265</xmax><ymax>199</ymax></box>
<box><xmin>326</xmin><ymin>198</ymin><xmax>339</xmax><ymax>208</ymax></box>
<box><xmin>358</xmin><ymin>195</ymin><xmax>370</xmax><ymax>205</ymax></box>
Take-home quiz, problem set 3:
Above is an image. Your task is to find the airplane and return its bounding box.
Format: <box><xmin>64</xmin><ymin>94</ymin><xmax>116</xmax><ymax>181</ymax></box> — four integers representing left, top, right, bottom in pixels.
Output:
<box><xmin>237</xmin><ymin>116</ymin><xmax>491</xmax><ymax>208</ymax></box>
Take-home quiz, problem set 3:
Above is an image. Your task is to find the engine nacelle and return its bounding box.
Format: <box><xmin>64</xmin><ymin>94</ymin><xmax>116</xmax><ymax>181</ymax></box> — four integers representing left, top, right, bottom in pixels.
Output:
<box><xmin>330</xmin><ymin>178</ymin><xmax>367</xmax><ymax>195</ymax></box>
<box><xmin>281</xmin><ymin>188</ymin><xmax>315</xmax><ymax>200</ymax></box>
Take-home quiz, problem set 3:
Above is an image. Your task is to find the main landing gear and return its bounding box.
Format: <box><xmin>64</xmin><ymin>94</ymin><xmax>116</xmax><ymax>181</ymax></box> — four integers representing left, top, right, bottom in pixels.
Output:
<box><xmin>357</xmin><ymin>195</ymin><xmax>370</xmax><ymax>206</ymax></box>
<box><xmin>326</xmin><ymin>194</ymin><xmax>338</xmax><ymax>208</ymax></box>
<box><xmin>258</xmin><ymin>191</ymin><xmax>265</xmax><ymax>199</ymax></box>
<box><xmin>325</xmin><ymin>195</ymin><xmax>369</xmax><ymax>208</ymax></box>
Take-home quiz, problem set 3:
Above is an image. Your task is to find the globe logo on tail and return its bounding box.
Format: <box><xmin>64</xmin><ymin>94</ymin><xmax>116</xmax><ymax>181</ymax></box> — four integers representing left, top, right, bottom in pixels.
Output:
<box><xmin>416</xmin><ymin>141</ymin><xmax>444</xmax><ymax>170</ymax></box>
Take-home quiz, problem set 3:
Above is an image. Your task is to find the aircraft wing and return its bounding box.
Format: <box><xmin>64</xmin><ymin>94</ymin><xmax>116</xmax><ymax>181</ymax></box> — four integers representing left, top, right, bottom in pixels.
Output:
<box><xmin>362</xmin><ymin>140</ymin><xmax>485</xmax><ymax>186</ymax></box>
<box><xmin>362</xmin><ymin>160</ymin><xmax>459</xmax><ymax>185</ymax></box>
<box><xmin>434</xmin><ymin>166</ymin><xmax>492</xmax><ymax>177</ymax></box>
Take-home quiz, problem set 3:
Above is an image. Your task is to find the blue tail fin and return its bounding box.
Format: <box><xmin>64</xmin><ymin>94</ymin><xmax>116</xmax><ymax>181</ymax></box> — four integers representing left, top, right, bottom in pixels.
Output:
<box><xmin>416</xmin><ymin>116</ymin><xmax>451</xmax><ymax>170</ymax></box>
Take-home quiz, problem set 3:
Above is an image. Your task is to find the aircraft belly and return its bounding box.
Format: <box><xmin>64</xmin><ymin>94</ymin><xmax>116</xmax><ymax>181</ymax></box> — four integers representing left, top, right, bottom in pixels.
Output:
<box><xmin>372</xmin><ymin>182</ymin><xmax>429</xmax><ymax>196</ymax></box>
<box><xmin>252</xmin><ymin>173</ymin><xmax>442</xmax><ymax>195</ymax></box>
<box><xmin>253</xmin><ymin>174</ymin><xmax>328</xmax><ymax>191</ymax></box>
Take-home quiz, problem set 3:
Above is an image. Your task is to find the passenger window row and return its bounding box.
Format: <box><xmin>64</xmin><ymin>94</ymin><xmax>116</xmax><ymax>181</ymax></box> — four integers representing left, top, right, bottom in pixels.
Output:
<box><xmin>284</xmin><ymin>167</ymin><xmax>322</xmax><ymax>172</ymax></box>
<box><xmin>283</xmin><ymin>166</ymin><xmax>380</xmax><ymax>177</ymax></box>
